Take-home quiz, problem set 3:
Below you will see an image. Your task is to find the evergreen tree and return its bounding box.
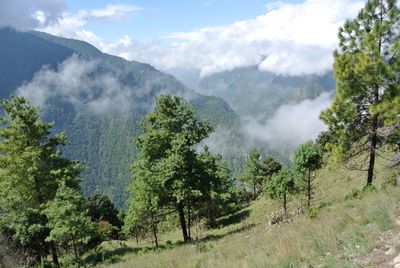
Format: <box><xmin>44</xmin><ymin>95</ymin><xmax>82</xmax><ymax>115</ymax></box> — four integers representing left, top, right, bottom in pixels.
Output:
<box><xmin>293</xmin><ymin>141</ymin><xmax>324</xmax><ymax>207</ymax></box>
<box><xmin>240</xmin><ymin>149</ymin><xmax>263</xmax><ymax>199</ymax></box>
<box><xmin>124</xmin><ymin>161</ymin><xmax>161</xmax><ymax>247</ymax></box>
<box><xmin>320</xmin><ymin>0</ymin><xmax>400</xmax><ymax>186</ymax></box>
<box><xmin>0</xmin><ymin>96</ymin><xmax>83</xmax><ymax>266</ymax></box>
<box><xmin>128</xmin><ymin>95</ymin><xmax>212</xmax><ymax>243</ymax></box>
<box><xmin>87</xmin><ymin>194</ymin><xmax>123</xmax><ymax>229</ymax></box>
<box><xmin>197</xmin><ymin>146</ymin><xmax>233</xmax><ymax>228</ymax></box>
<box><xmin>261</xmin><ymin>156</ymin><xmax>283</xmax><ymax>183</ymax></box>
<box><xmin>44</xmin><ymin>183</ymin><xmax>95</xmax><ymax>263</ymax></box>
<box><xmin>265</xmin><ymin>168</ymin><xmax>297</xmax><ymax>214</ymax></box>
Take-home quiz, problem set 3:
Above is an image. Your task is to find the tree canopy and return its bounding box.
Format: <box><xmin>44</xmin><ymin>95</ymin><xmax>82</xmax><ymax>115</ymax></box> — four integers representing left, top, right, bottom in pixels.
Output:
<box><xmin>320</xmin><ymin>0</ymin><xmax>400</xmax><ymax>186</ymax></box>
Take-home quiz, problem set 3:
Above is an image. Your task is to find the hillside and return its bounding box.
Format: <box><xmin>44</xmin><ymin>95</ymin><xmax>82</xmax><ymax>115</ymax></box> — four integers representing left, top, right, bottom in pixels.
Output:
<box><xmin>76</xmin><ymin>152</ymin><xmax>400</xmax><ymax>268</ymax></box>
<box><xmin>0</xmin><ymin>27</ymin><xmax>239</xmax><ymax>207</ymax></box>
<box><xmin>197</xmin><ymin>66</ymin><xmax>335</xmax><ymax>119</ymax></box>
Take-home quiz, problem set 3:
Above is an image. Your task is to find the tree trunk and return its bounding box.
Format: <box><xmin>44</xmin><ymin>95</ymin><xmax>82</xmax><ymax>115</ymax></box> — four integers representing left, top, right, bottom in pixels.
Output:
<box><xmin>367</xmin><ymin>111</ymin><xmax>379</xmax><ymax>186</ymax></box>
<box><xmin>207</xmin><ymin>199</ymin><xmax>216</xmax><ymax>228</ymax></box>
<box><xmin>135</xmin><ymin>228</ymin><xmax>139</xmax><ymax>245</ymax></box>
<box><xmin>187</xmin><ymin>205</ymin><xmax>191</xmax><ymax>240</ymax></box>
<box><xmin>253</xmin><ymin>182</ymin><xmax>256</xmax><ymax>200</ymax></box>
<box><xmin>73</xmin><ymin>241</ymin><xmax>79</xmax><ymax>263</ymax></box>
<box><xmin>178</xmin><ymin>203</ymin><xmax>189</xmax><ymax>242</ymax></box>
<box><xmin>307</xmin><ymin>169</ymin><xmax>311</xmax><ymax>207</ymax></box>
<box><xmin>283</xmin><ymin>191</ymin><xmax>287</xmax><ymax>215</ymax></box>
<box><xmin>51</xmin><ymin>243</ymin><xmax>60</xmax><ymax>268</ymax></box>
<box><xmin>150</xmin><ymin>210</ymin><xmax>158</xmax><ymax>247</ymax></box>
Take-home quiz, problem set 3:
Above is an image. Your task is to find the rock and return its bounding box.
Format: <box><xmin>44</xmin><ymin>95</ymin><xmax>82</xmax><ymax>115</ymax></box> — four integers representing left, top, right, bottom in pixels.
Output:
<box><xmin>385</xmin><ymin>247</ymin><xmax>396</xmax><ymax>255</ymax></box>
<box><xmin>394</xmin><ymin>264</ymin><xmax>400</xmax><ymax>268</ymax></box>
<box><xmin>395</xmin><ymin>217</ymin><xmax>400</xmax><ymax>226</ymax></box>
<box><xmin>393</xmin><ymin>253</ymin><xmax>400</xmax><ymax>264</ymax></box>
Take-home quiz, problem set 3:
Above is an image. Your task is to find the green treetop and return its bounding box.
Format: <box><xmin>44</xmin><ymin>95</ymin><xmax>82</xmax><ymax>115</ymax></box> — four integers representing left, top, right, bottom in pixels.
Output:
<box><xmin>293</xmin><ymin>141</ymin><xmax>324</xmax><ymax>207</ymax></box>
<box><xmin>128</xmin><ymin>95</ymin><xmax>212</xmax><ymax>243</ymax></box>
<box><xmin>0</xmin><ymin>96</ymin><xmax>83</xmax><ymax>266</ymax></box>
<box><xmin>265</xmin><ymin>168</ymin><xmax>297</xmax><ymax>214</ymax></box>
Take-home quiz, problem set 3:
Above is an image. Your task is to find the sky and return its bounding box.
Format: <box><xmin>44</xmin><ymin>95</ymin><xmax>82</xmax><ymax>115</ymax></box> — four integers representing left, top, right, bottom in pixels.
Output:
<box><xmin>0</xmin><ymin>0</ymin><xmax>365</xmax><ymax>76</ymax></box>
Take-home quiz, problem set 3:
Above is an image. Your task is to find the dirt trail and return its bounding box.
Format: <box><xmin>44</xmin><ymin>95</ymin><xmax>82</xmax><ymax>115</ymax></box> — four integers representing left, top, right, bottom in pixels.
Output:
<box><xmin>355</xmin><ymin>217</ymin><xmax>400</xmax><ymax>267</ymax></box>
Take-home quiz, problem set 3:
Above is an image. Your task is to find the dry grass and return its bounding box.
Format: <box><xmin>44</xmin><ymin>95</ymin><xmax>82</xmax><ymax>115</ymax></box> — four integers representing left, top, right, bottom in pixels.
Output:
<box><xmin>84</xmin><ymin>152</ymin><xmax>400</xmax><ymax>268</ymax></box>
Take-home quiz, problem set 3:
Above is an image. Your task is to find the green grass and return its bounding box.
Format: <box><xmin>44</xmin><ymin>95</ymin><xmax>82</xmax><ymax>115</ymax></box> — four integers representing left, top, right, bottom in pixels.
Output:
<box><xmin>77</xmin><ymin>152</ymin><xmax>400</xmax><ymax>268</ymax></box>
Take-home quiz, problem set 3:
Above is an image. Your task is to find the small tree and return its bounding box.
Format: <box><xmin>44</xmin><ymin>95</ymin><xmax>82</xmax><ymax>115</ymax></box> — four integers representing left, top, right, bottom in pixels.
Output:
<box><xmin>87</xmin><ymin>194</ymin><xmax>123</xmax><ymax>230</ymax></box>
<box><xmin>293</xmin><ymin>141</ymin><xmax>324</xmax><ymax>207</ymax></box>
<box><xmin>197</xmin><ymin>146</ymin><xmax>233</xmax><ymax>228</ymax></box>
<box><xmin>261</xmin><ymin>157</ymin><xmax>282</xmax><ymax>183</ymax></box>
<box><xmin>124</xmin><ymin>169</ymin><xmax>161</xmax><ymax>247</ymax></box>
<box><xmin>265</xmin><ymin>168</ymin><xmax>297</xmax><ymax>214</ymax></box>
<box><xmin>44</xmin><ymin>183</ymin><xmax>95</xmax><ymax>263</ymax></box>
<box><xmin>240</xmin><ymin>149</ymin><xmax>263</xmax><ymax>199</ymax></box>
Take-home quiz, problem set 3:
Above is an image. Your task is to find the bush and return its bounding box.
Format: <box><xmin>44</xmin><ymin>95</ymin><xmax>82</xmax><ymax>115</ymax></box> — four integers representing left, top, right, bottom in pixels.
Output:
<box><xmin>307</xmin><ymin>206</ymin><xmax>320</xmax><ymax>219</ymax></box>
<box><xmin>97</xmin><ymin>221</ymin><xmax>120</xmax><ymax>241</ymax></box>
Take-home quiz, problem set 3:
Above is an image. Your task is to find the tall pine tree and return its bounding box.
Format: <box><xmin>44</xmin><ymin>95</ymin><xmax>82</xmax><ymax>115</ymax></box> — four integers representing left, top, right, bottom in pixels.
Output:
<box><xmin>0</xmin><ymin>97</ymin><xmax>83</xmax><ymax>266</ymax></box>
<box><xmin>321</xmin><ymin>0</ymin><xmax>400</xmax><ymax>186</ymax></box>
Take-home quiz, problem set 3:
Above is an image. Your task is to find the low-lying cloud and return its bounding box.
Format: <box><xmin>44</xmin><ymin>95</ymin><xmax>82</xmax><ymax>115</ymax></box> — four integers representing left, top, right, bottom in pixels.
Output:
<box><xmin>16</xmin><ymin>55</ymin><xmax>136</xmax><ymax>116</ymax></box>
<box><xmin>242</xmin><ymin>93</ymin><xmax>333</xmax><ymax>151</ymax></box>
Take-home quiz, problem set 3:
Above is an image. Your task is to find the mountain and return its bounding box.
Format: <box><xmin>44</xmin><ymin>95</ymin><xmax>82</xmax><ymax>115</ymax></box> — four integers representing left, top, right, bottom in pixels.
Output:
<box><xmin>197</xmin><ymin>66</ymin><xmax>335</xmax><ymax>119</ymax></box>
<box><xmin>0</xmin><ymin>27</ymin><xmax>239</xmax><ymax>207</ymax></box>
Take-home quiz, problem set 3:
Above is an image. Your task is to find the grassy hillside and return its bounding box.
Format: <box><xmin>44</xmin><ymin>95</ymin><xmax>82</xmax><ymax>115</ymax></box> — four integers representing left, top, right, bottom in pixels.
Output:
<box><xmin>75</xmin><ymin>151</ymin><xmax>400</xmax><ymax>267</ymax></box>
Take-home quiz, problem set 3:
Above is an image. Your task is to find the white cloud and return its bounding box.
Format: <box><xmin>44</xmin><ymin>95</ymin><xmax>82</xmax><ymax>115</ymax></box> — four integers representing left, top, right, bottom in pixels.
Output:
<box><xmin>0</xmin><ymin>0</ymin><xmax>66</xmax><ymax>29</ymax></box>
<box><xmin>242</xmin><ymin>93</ymin><xmax>333</xmax><ymax>151</ymax></box>
<box><xmin>40</xmin><ymin>4</ymin><xmax>140</xmax><ymax>37</ymax></box>
<box><xmin>16</xmin><ymin>55</ymin><xmax>137</xmax><ymax>116</ymax></box>
<box><xmin>90</xmin><ymin>4</ymin><xmax>140</xmax><ymax>22</ymax></box>
<box><xmin>81</xmin><ymin>0</ymin><xmax>364</xmax><ymax>77</ymax></box>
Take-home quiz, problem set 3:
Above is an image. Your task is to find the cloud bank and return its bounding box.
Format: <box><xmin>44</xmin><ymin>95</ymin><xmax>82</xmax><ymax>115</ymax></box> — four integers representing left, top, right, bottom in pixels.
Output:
<box><xmin>41</xmin><ymin>4</ymin><xmax>140</xmax><ymax>37</ymax></box>
<box><xmin>0</xmin><ymin>0</ymin><xmax>66</xmax><ymax>29</ymax></box>
<box><xmin>16</xmin><ymin>55</ymin><xmax>136</xmax><ymax>116</ymax></box>
<box><xmin>75</xmin><ymin>0</ymin><xmax>364</xmax><ymax>77</ymax></box>
<box><xmin>242</xmin><ymin>93</ymin><xmax>333</xmax><ymax>151</ymax></box>
<box><xmin>2</xmin><ymin>0</ymin><xmax>364</xmax><ymax>77</ymax></box>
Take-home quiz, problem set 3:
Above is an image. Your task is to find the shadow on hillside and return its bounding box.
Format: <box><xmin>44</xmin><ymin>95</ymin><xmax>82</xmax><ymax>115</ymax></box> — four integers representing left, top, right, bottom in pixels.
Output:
<box><xmin>83</xmin><ymin>245</ymin><xmax>140</xmax><ymax>266</ymax></box>
<box><xmin>197</xmin><ymin>223</ymin><xmax>256</xmax><ymax>243</ymax></box>
<box><xmin>216</xmin><ymin>208</ymin><xmax>250</xmax><ymax>228</ymax></box>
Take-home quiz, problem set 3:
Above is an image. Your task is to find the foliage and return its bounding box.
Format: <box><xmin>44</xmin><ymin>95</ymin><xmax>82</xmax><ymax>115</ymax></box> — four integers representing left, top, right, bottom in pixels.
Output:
<box><xmin>44</xmin><ymin>183</ymin><xmax>95</xmax><ymax>262</ymax></box>
<box><xmin>265</xmin><ymin>168</ymin><xmax>297</xmax><ymax>213</ymax></box>
<box><xmin>0</xmin><ymin>96</ymin><xmax>83</xmax><ymax>265</ymax></box>
<box><xmin>320</xmin><ymin>0</ymin><xmax>400</xmax><ymax>185</ymax></box>
<box><xmin>240</xmin><ymin>149</ymin><xmax>282</xmax><ymax>199</ymax></box>
<box><xmin>197</xmin><ymin>146</ymin><xmax>235</xmax><ymax>227</ymax></box>
<box><xmin>293</xmin><ymin>141</ymin><xmax>324</xmax><ymax>206</ymax></box>
<box><xmin>88</xmin><ymin>194</ymin><xmax>123</xmax><ymax>229</ymax></box>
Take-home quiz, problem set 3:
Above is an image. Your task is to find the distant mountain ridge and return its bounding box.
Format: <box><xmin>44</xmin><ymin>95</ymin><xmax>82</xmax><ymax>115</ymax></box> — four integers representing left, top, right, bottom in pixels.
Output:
<box><xmin>197</xmin><ymin>66</ymin><xmax>335</xmax><ymax>119</ymax></box>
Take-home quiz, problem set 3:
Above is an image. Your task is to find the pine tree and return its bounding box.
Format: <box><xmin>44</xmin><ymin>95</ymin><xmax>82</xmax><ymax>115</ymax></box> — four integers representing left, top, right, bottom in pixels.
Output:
<box><xmin>265</xmin><ymin>168</ymin><xmax>297</xmax><ymax>214</ymax></box>
<box><xmin>128</xmin><ymin>95</ymin><xmax>212</xmax><ymax>243</ymax></box>
<box><xmin>240</xmin><ymin>149</ymin><xmax>263</xmax><ymax>199</ymax></box>
<box><xmin>0</xmin><ymin>96</ymin><xmax>83</xmax><ymax>266</ymax></box>
<box><xmin>320</xmin><ymin>0</ymin><xmax>400</xmax><ymax>186</ymax></box>
<box><xmin>197</xmin><ymin>146</ymin><xmax>233</xmax><ymax>228</ymax></box>
<box><xmin>293</xmin><ymin>141</ymin><xmax>324</xmax><ymax>207</ymax></box>
<box><xmin>44</xmin><ymin>183</ymin><xmax>95</xmax><ymax>263</ymax></box>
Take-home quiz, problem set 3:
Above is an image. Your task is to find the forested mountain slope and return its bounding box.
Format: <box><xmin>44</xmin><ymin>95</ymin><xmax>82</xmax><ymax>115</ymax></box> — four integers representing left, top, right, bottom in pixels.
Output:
<box><xmin>198</xmin><ymin>66</ymin><xmax>335</xmax><ymax>119</ymax></box>
<box><xmin>0</xmin><ymin>27</ymin><xmax>239</xmax><ymax>207</ymax></box>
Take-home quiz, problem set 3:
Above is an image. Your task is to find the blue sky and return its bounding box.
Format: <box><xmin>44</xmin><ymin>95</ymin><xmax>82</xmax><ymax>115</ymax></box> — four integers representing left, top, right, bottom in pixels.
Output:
<box><xmin>65</xmin><ymin>0</ymin><xmax>303</xmax><ymax>42</ymax></box>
